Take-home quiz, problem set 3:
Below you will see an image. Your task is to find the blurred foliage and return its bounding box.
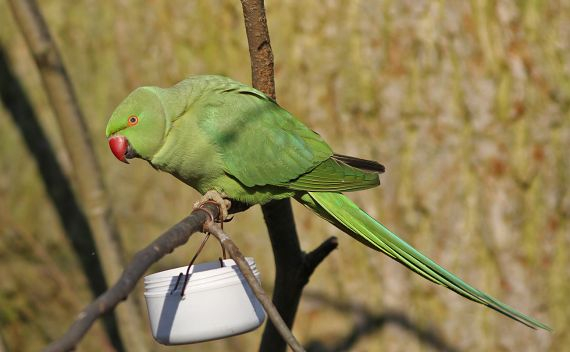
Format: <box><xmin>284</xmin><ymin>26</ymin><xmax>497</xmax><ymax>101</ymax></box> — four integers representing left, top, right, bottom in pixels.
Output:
<box><xmin>1</xmin><ymin>0</ymin><xmax>569</xmax><ymax>351</ymax></box>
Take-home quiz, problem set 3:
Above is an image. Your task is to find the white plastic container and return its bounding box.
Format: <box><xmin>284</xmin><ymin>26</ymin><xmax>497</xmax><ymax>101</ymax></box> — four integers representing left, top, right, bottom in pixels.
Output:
<box><xmin>143</xmin><ymin>258</ymin><xmax>265</xmax><ymax>345</ymax></box>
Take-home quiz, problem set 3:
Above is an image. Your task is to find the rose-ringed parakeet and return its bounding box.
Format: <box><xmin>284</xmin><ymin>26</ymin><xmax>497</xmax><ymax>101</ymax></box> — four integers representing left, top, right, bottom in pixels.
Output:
<box><xmin>106</xmin><ymin>75</ymin><xmax>549</xmax><ymax>330</ymax></box>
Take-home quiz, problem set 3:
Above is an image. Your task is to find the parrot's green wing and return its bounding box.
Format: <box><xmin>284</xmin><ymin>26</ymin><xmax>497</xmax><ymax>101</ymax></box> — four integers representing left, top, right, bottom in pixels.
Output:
<box><xmin>198</xmin><ymin>82</ymin><xmax>329</xmax><ymax>187</ymax></box>
<box><xmin>196</xmin><ymin>78</ymin><xmax>380</xmax><ymax>190</ymax></box>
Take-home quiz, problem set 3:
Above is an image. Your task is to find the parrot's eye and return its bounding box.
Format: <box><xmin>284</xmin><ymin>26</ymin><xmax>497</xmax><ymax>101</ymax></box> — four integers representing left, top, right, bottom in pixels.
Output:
<box><xmin>127</xmin><ymin>115</ymin><xmax>139</xmax><ymax>126</ymax></box>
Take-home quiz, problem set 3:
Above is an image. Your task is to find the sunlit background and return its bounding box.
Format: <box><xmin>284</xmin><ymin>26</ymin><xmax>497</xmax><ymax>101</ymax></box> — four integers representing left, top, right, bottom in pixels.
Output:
<box><xmin>1</xmin><ymin>1</ymin><xmax>568</xmax><ymax>351</ymax></box>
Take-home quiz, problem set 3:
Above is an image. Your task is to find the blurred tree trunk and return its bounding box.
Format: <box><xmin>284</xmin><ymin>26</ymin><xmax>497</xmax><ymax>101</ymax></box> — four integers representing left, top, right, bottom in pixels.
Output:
<box><xmin>6</xmin><ymin>0</ymin><xmax>148</xmax><ymax>351</ymax></box>
<box><xmin>0</xmin><ymin>332</ymin><xmax>7</xmax><ymax>352</ymax></box>
<box><xmin>0</xmin><ymin>46</ymin><xmax>118</xmax><ymax>351</ymax></box>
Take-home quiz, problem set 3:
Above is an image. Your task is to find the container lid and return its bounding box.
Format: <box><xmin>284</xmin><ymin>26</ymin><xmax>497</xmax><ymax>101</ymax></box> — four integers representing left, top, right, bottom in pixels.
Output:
<box><xmin>144</xmin><ymin>268</ymin><xmax>260</xmax><ymax>294</ymax></box>
<box><xmin>144</xmin><ymin>258</ymin><xmax>255</xmax><ymax>283</ymax></box>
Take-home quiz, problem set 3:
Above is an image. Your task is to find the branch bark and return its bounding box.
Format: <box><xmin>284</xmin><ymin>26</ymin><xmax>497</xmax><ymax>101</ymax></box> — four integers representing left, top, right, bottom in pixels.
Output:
<box><xmin>238</xmin><ymin>1</ymin><xmax>339</xmax><ymax>351</ymax></box>
<box><xmin>6</xmin><ymin>0</ymin><xmax>146</xmax><ymax>350</ymax></box>
<box><xmin>240</xmin><ymin>0</ymin><xmax>276</xmax><ymax>100</ymax></box>
<box><xmin>43</xmin><ymin>204</ymin><xmax>219</xmax><ymax>352</ymax></box>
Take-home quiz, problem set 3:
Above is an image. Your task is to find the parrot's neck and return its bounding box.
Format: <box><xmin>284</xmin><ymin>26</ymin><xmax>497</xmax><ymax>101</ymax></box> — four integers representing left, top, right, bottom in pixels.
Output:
<box><xmin>150</xmin><ymin>81</ymin><xmax>198</xmax><ymax>124</ymax></box>
<box><xmin>152</xmin><ymin>75</ymin><xmax>246</xmax><ymax>124</ymax></box>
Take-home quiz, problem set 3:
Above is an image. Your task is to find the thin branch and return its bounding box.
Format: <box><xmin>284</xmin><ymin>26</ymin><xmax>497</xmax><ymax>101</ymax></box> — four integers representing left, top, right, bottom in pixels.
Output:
<box><xmin>6</xmin><ymin>0</ymin><xmax>146</xmax><ymax>350</ymax></box>
<box><xmin>240</xmin><ymin>0</ymin><xmax>276</xmax><ymax>99</ymax></box>
<box><xmin>43</xmin><ymin>204</ymin><xmax>219</xmax><ymax>352</ymax></box>
<box><xmin>205</xmin><ymin>222</ymin><xmax>306</xmax><ymax>352</ymax></box>
<box><xmin>302</xmin><ymin>237</ymin><xmax>339</xmax><ymax>280</ymax></box>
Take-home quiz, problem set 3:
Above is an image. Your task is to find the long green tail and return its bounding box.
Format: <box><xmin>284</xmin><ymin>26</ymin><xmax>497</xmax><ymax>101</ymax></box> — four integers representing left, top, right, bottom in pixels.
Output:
<box><xmin>297</xmin><ymin>191</ymin><xmax>551</xmax><ymax>330</ymax></box>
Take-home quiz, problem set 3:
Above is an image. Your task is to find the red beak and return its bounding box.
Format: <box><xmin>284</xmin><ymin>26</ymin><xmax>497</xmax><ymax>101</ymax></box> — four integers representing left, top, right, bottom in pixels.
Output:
<box><xmin>108</xmin><ymin>135</ymin><xmax>129</xmax><ymax>164</ymax></box>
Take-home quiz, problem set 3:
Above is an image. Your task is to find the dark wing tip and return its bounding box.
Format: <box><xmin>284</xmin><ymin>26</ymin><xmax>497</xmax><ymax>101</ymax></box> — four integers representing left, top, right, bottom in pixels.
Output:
<box><xmin>332</xmin><ymin>154</ymin><xmax>385</xmax><ymax>173</ymax></box>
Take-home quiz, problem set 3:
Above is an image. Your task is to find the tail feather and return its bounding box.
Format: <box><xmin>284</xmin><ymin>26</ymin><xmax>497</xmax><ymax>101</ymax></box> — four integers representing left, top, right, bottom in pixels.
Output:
<box><xmin>297</xmin><ymin>191</ymin><xmax>550</xmax><ymax>331</ymax></box>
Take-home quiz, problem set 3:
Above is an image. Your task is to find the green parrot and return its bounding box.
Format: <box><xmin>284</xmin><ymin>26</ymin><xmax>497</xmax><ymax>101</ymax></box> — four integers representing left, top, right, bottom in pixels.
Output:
<box><xmin>106</xmin><ymin>75</ymin><xmax>549</xmax><ymax>330</ymax></box>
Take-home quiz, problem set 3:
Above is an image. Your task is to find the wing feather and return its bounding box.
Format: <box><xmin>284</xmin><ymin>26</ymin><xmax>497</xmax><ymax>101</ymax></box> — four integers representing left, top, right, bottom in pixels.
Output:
<box><xmin>190</xmin><ymin>76</ymin><xmax>383</xmax><ymax>192</ymax></box>
<box><xmin>279</xmin><ymin>158</ymin><xmax>380</xmax><ymax>191</ymax></box>
<box><xmin>194</xmin><ymin>77</ymin><xmax>331</xmax><ymax>187</ymax></box>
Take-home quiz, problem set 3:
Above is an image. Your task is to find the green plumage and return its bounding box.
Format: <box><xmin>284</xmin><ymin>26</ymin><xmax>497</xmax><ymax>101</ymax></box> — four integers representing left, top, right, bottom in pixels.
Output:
<box><xmin>106</xmin><ymin>75</ymin><xmax>550</xmax><ymax>330</ymax></box>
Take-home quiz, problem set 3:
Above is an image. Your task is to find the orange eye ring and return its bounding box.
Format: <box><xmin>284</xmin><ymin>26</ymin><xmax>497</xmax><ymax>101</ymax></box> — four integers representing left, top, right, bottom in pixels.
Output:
<box><xmin>127</xmin><ymin>115</ymin><xmax>139</xmax><ymax>126</ymax></box>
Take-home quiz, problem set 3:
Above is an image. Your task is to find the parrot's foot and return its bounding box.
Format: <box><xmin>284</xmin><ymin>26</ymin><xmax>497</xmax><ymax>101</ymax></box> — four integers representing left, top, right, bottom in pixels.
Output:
<box><xmin>193</xmin><ymin>190</ymin><xmax>231</xmax><ymax>222</ymax></box>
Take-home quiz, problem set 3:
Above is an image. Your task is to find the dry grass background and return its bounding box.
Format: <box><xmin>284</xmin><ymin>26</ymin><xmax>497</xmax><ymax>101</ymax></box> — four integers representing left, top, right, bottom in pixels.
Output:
<box><xmin>0</xmin><ymin>0</ymin><xmax>569</xmax><ymax>351</ymax></box>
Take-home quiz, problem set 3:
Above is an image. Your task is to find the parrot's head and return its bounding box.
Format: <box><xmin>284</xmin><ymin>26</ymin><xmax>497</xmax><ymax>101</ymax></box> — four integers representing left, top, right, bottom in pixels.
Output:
<box><xmin>106</xmin><ymin>87</ymin><xmax>168</xmax><ymax>163</ymax></box>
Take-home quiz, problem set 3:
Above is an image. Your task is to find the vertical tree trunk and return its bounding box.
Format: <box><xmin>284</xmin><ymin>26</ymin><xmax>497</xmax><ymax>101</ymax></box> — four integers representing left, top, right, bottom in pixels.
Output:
<box><xmin>239</xmin><ymin>2</ymin><xmax>338</xmax><ymax>351</ymax></box>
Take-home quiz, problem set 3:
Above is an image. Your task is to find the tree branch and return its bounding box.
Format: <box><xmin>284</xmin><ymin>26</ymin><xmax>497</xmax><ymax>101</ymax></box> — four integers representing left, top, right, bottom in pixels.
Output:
<box><xmin>240</xmin><ymin>0</ymin><xmax>276</xmax><ymax>99</ymax></box>
<box><xmin>238</xmin><ymin>1</ymin><xmax>339</xmax><ymax>351</ymax></box>
<box><xmin>43</xmin><ymin>204</ymin><xmax>219</xmax><ymax>352</ymax></box>
<box><xmin>303</xmin><ymin>237</ymin><xmax>340</xmax><ymax>279</ymax></box>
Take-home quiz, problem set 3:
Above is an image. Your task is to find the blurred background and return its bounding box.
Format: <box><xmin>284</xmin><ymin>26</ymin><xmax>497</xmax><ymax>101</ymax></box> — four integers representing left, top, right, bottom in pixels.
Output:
<box><xmin>0</xmin><ymin>0</ymin><xmax>568</xmax><ymax>351</ymax></box>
